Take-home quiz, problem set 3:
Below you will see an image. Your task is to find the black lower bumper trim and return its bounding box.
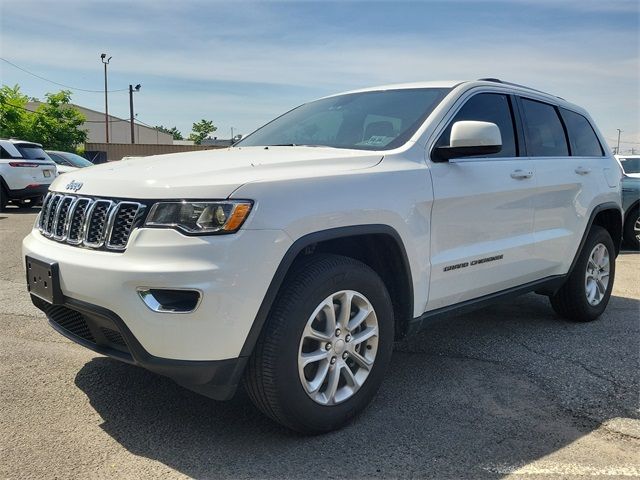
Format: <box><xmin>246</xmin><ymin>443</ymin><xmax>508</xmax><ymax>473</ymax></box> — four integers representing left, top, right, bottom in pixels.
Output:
<box><xmin>31</xmin><ymin>294</ymin><xmax>246</xmax><ymax>400</ymax></box>
<box><xmin>9</xmin><ymin>184</ymin><xmax>49</xmax><ymax>200</ymax></box>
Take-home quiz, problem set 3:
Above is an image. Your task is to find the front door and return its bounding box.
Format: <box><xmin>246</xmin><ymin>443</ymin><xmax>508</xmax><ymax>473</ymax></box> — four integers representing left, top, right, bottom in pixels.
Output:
<box><xmin>427</xmin><ymin>92</ymin><xmax>538</xmax><ymax>310</ymax></box>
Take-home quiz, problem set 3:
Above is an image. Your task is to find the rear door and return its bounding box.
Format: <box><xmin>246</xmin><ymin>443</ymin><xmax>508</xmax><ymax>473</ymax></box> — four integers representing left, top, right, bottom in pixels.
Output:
<box><xmin>427</xmin><ymin>91</ymin><xmax>538</xmax><ymax>310</ymax></box>
<box><xmin>518</xmin><ymin>98</ymin><xmax>606</xmax><ymax>277</ymax></box>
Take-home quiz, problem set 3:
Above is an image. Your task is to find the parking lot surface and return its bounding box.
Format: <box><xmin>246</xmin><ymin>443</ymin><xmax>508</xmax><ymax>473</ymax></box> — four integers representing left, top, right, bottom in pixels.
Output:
<box><xmin>1</xmin><ymin>208</ymin><xmax>639</xmax><ymax>479</ymax></box>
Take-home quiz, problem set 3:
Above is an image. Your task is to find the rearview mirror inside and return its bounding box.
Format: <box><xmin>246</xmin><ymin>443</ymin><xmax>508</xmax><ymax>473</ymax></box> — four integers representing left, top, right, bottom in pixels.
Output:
<box><xmin>432</xmin><ymin>120</ymin><xmax>502</xmax><ymax>162</ymax></box>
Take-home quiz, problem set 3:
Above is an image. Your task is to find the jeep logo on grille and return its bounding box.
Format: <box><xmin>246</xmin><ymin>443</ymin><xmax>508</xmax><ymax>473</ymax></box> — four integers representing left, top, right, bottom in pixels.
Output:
<box><xmin>65</xmin><ymin>180</ymin><xmax>83</xmax><ymax>192</ymax></box>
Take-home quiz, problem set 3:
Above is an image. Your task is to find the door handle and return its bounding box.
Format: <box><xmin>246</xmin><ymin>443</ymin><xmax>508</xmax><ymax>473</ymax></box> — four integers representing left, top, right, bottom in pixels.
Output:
<box><xmin>510</xmin><ymin>169</ymin><xmax>533</xmax><ymax>180</ymax></box>
<box><xmin>575</xmin><ymin>166</ymin><xmax>591</xmax><ymax>175</ymax></box>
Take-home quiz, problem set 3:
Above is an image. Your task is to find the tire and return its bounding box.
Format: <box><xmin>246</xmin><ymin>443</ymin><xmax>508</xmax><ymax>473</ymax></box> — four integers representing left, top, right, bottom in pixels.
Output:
<box><xmin>0</xmin><ymin>184</ymin><xmax>7</xmax><ymax>212</ymax></box>
<box><xmin>623</xmin><ymin>207</ymin><xmax>640</xmax><ymax>251</ymax></box>
<box><xmin>244</xmin><ymin>253</ymin><xmax>394</xmax><ymax>433</ymax></box>
<box><xmin>550</xmin><ymin>225</ymin><xmax>616</xmax><ymax>322</ymax></box>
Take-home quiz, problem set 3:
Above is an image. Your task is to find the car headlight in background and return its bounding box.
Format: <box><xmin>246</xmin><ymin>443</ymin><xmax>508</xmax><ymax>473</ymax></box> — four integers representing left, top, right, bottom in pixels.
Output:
<box><xmin>145</xmin><ymin>200</ymin><xmax>252</xmax><ymax>234</ymax></box>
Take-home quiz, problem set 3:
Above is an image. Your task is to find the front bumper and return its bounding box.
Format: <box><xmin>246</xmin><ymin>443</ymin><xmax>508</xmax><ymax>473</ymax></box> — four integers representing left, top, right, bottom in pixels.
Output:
<box><xmin>30</xmin><ymin>294</ymin><xmax>247</xmax><ymax>400</ymax></box>
<box><xmin>22</xmin><ymin>226</ymin><xmax>291</xmax><ymax>361</ymax></box>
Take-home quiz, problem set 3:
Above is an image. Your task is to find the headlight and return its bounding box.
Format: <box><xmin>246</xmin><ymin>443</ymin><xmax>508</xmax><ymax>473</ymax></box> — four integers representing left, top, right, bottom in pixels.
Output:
<box><xmin>145</xmin><ymin>200</ymin><xmax>252</xmax><ymax>234</ymax></box>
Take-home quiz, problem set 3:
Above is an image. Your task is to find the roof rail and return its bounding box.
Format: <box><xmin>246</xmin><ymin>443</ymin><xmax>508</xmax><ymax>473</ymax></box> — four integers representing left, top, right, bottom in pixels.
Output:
<box><xmin>476</xmin><ymin>78</ymin><xmax>564</xmax><ymax>100</ymax></box>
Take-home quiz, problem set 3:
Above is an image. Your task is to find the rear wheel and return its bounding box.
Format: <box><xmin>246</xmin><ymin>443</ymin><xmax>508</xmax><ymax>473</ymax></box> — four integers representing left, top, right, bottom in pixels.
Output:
<box><xmin>550</xmin><ymin>226</ymin><xmax>615</xmax><ymax>322</ymax></box>
<box><xmin>244</xmin><ymin>254</ymin><xmax>394</xmax><ymax>433</ymax></box>
<box><xmin>0</xmin><ymin>184</ymin><xmax>7</xmax><ymax>212</ymax></box>
<box><xmin>623</xmin><ymin>207</ymin><xmax>640</xmax><ymax>250</ymax></box>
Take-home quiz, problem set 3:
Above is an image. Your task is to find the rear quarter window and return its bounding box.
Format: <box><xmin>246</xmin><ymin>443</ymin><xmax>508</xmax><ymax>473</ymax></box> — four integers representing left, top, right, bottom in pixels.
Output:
<box><xmin>559</xmin><ymin>108</ymin><xmax>604</xmax><ymax>156</ymax></box>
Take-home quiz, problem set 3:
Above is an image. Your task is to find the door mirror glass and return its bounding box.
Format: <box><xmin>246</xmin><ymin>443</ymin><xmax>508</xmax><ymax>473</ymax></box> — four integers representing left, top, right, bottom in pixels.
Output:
<box><xmin>433</xmin><ymin>120</ymin><xmax>502</xmax><ymax>161</ymax></box>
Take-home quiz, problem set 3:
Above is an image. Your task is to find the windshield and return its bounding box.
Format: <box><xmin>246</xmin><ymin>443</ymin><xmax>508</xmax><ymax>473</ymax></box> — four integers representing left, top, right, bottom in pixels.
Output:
<box><xmin>59</xmin><ymin>152</ymin><xmax>93</xmax><ymax>168</ymax></box>
<box><xmin>15</xmin><ymin>144</ymin><xmax>51</xmax><ymax>161</ymax></box>
<box><xmin>620</xmin><ymin>157</ymin><xmax>640</xmax><ymax>174</ymax></box>
<box><xmin>236</xmin><ymin>88</ymin><xmax>451</xmax><ymax>151</ymax></box>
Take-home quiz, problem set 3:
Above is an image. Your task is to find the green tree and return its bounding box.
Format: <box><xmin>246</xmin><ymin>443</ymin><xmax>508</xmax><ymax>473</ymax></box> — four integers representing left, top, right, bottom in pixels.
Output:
<box><xmin>155</xmin><ymin>125</ymin><xmax>183</xmax><ymax>140</ymax></box>
<box><xmin>188</xmin><ymin>119</ymin><xmax>216</xmax><ymax>144</ymax></box>
<box><xmin>27</xmin><ymin>90</ymin><xmax>87</xmax><ymax>151</ymax></box>
<box><xmin>0</xmin><ymin>85</ymin><xmax>87</xmax><ymax>151</ymax></box>
<box><xmin>0</xmin><ymin>84</ymin><xmax>31</xmax><ymax>139</ymax></box>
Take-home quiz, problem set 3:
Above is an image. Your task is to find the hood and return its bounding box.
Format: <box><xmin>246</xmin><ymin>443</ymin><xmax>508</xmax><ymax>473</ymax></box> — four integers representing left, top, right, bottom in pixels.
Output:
<box><xmin>49</xmin><ymin>146</ymin><xmax>383</xmax><ymax>199</ymax></box>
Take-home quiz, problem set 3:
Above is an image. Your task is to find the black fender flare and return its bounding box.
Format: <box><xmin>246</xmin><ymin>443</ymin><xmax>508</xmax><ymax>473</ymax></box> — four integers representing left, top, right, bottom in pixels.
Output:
<box><xmin>568</xmin><ymin>202</ymin><xmax>622</xmax><ymax>277</ymax></box>
<box><xmin>238</xmin><ymin>224</ymin><xmax>413</xmax><ymax>357</ymax></box>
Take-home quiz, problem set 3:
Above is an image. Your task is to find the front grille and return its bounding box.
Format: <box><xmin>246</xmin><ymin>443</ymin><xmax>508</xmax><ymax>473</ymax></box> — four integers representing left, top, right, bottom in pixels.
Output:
<box><xmin>39</xmin><ymin>193</ymin><xmax>145</xmax><ymax>251</ymax></box>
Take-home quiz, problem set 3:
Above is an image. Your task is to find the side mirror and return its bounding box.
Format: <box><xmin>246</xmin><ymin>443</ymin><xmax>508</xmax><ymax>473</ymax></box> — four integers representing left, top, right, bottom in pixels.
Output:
<box><xmin>432</xmin><ymin>120</ymin><xmax>502</xmax><ymax>162</ymax></box>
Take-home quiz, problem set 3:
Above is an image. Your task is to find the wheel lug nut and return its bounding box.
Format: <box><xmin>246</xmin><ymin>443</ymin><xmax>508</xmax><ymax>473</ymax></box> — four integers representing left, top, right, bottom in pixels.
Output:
<box><xmin>335</xmin><ymin>328</ymin><xmax>341</xmax><ymax>337</ymax></box>
<box><xmin>330</xmin><ymin>356</ymin><xmax>337</xmax><ymax>365</ymax></box>
<box><xmin>342</xmin><ymin>352</ymin><xmax>348</xmax><ymax>359</ymax></box>
<box><xmin>325</xmin><ymin>343</ymin><xmax>332</xmax><ymax>351</ymax></box>
<box><xmin>345</xmin><ymin>334</ymin><xmax>351</xmax><ymax>342</ymax></box>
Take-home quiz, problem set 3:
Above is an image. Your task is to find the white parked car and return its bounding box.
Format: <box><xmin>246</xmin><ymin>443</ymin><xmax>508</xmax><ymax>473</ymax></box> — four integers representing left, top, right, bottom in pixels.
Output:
<box><xmin>46</xmin><ymin>150</ymin><xmax>94</xmax><ymax>175</ymax></box>
<box><xmin>23</xmin><ymin>79</ymin><xmax>622</xmax><ymax>433</ymax></box>
<box><xmin>0</xmin><ymin>139</ymin><xmax>57</xmax><ymax>210</ymax></box>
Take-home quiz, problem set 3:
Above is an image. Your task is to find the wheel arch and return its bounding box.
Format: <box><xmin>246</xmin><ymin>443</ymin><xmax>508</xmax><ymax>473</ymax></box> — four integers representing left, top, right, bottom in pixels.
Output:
<box><xmin>239</xmin><ymin>225</ymin><xmax>414</xmax><ymax>357</ymax></box>
<box><xmin>569</xmin><ymin>203</ymin><xmax>622</xmax><ymax>278</ymax></box>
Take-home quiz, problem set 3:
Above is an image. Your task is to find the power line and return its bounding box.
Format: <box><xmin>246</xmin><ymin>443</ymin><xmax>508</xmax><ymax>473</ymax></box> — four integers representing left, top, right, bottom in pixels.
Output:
<box><xmin>0</xmin><ymin>57</ymin><xmax>128</xmax><ymax>93</ymax></box>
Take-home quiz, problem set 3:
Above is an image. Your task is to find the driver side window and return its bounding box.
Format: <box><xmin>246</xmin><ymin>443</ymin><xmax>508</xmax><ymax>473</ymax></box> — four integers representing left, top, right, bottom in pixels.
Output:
<box><xmin>436</xmin><ymin>93</ymin><xmax>518</xmax><ymax>158</ymax></box>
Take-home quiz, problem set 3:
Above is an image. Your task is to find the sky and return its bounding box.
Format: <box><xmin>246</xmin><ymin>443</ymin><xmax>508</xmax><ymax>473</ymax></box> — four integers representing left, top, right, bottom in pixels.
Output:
<box><xmin>1</xmin><ymin>0</ymin><xmax>639</xmax><ymax>151</ymax></box>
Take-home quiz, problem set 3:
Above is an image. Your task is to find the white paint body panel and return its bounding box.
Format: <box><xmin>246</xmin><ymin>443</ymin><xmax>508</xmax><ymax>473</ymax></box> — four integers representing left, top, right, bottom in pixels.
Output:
<box><xmin>22</xmin><ymin>80</ymin><xmax>622</xmax><ymax>361</ymax></box>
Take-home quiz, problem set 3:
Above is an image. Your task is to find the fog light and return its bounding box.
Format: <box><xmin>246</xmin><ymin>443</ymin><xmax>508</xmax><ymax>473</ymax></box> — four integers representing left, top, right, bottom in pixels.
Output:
<box><xmin>137</xmin><ymin>288</ymin><xmax>201</xmax><ymax>313</ymax></box>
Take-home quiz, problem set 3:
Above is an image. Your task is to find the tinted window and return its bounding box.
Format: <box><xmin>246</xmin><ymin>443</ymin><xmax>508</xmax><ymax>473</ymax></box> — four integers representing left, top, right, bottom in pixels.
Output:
<box><xmin>620</xmin><ymin>158</ymin><xmax>640</xmax><ymax>174</ymax></box>
<box><xmin>435</xmin><ymin>93</ymin><xmax>517</xmax><ymax>157</ymax></box>
<box><xmin>0</xmin><ymin>147</ymin><xmax>13</xmax><ymax>159</ymax></box>
<box><xmin>560</xmin><ymin>108</ymin><xmax>603</xmax><ymax>156</ymax></box>
<box><xmin>521</xmin><ymin>99</ymin><xmax>568</xmax><ymax>157</ymax></box>
<box><xmin>48</xmin><ymin>153</ymin><xmax>70</xmax><ymax>166</ymax></box>
<box><xmin>14</xmin><ymin>144</ymin><xmax>52</xmax><ymax>161</ymax></box>
<box><xmin>60</xmin><ymin>152</ymin><xmax>93</xmax><ymax>168</ymax></box>
<box><xmin>236</xmin><ymin>88</ymin><xmax>450</xmax><ymax>151</ymax></box>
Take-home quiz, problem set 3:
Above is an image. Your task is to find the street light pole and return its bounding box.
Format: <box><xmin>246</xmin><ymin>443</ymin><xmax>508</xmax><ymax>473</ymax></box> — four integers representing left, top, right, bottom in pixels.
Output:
<box><xmin>129</xmin><ymin>84</ymin><xmax>141</xmax><ymax>144</ymax></box>
<box><xmin>100</xmin><ymin>53</ymin><xmax>112</xmax><ymax>143</ymax></box>
<box><xmin>616</xmin><ymin>129</ymin><xmax>622</xmax><ymax>155</ymax></box>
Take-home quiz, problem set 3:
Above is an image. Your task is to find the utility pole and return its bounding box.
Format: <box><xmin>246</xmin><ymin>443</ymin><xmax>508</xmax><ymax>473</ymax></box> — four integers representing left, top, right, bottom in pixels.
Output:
<box><xmin>129</xmin><ymin>84</ymin><xmax>141</xmax><ymax>144</ymax></box>
<box><xmin>231</xmin><ymin>126</ymin><xmax>234</xmax><ymax>141</ymax></box>
<box><xmin>616</xmin><ymin>129</ymin><xmax>622</xmax><ymax>155</ymax></box>
<box><xmin>100</xmin><ymin>53</ymin><xmax>112</xmax><ymax>143</ymax></box>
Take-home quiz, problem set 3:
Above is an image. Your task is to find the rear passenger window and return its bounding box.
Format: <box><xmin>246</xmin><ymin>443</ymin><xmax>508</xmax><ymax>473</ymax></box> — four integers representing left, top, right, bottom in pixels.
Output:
<box><xmin>521</xmin><ymin>99</ymin><xmax>568</xmax><ymax>157</ymax></box>
<box><xmin>0</xmin><ymin>147</ymin><xmax>13</xmax><ymax>159</ymax></box>
<box><xmin>560</xmin><ymin>108</ymin><xmax>603</xmax><ymax>156</ymax></box>
<box><xmin>435</xmin><ymin>93</ymin><xmax>517</xmax><ymax>158</ymax></box>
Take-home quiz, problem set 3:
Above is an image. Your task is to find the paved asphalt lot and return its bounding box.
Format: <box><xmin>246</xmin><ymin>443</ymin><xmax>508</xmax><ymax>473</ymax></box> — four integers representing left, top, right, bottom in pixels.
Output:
<box><xmin>1</xmin><ymin>207</ymin><xmax>639</xmax><ymax>479</ymax></box>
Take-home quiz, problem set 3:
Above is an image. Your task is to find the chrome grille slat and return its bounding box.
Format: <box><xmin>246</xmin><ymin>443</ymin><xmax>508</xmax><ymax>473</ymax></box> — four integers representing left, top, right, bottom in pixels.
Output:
<box><xmin>52</xmin><ymin>196</ymin><xmax>74</xmax><ymax>241</ymax></box>
<box><xmin>37</xmin><ymin>193</ymin><xmax>144</xmax><ymax>252</ymax></box>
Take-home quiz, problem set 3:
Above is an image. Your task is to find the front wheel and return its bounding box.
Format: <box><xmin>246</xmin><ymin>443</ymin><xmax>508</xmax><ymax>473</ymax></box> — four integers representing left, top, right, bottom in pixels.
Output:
<box><xmin>244</xmin><ymin>254</ymin><xmax>394</xmax><ymax>433</ymax></box>
<box><xmin>550</xmin><ymin>226</ymin><xmax>616</xmax><ymax>322</ymax></box>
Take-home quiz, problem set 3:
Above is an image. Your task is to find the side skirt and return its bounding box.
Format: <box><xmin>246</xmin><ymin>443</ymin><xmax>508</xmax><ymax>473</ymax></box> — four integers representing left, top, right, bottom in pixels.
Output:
<box><xmin>407</xmin><ymin>275</ymin><xmax>566</xmax><ymax>334</ymax></box>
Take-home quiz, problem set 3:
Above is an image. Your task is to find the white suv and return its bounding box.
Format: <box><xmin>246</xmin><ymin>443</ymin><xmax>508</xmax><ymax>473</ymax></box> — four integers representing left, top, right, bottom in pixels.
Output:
<box><xmin>1</xmin><ymin>139</ymin><xmax>57</xmax><ymax>210</ymax></box>
<box><xmin>22</xmin><ymin>79</ymin><xmax>622</xmax><ymax>433</ymax></box>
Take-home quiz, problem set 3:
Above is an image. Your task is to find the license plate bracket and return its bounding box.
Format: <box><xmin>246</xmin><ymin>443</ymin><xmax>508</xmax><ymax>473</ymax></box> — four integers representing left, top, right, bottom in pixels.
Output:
<box><xmin>26</xmin><ymin>256</ymin><xmax>63</xmax><ymax>304</ymax></box>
